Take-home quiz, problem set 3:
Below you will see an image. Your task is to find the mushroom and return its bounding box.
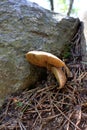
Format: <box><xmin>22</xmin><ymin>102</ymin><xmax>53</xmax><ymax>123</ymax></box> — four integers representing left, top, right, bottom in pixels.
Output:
<box><xmin>26</xmin><ymin>51</ymin><xmax>71</xmax><ymax>88</ymax></box>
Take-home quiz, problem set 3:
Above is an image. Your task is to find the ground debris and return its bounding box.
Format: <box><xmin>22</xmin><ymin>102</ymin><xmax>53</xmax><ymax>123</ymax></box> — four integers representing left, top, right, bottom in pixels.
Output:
<box><xmin>0</xmin><ymin>63</ymin><xmax>87</xmax><ymax>130</ymax></box>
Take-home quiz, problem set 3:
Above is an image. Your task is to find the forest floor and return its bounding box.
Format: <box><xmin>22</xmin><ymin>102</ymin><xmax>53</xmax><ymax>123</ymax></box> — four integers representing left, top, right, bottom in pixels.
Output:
<box><xmin>0</xmin><ymin>25</ymin><xmax>87</xmax><ymax>130</ymax></box>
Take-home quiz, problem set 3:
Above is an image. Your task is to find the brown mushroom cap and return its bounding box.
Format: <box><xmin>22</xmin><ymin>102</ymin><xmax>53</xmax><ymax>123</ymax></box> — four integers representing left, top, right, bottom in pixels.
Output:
<box><xmin>26</xmin><ymin>51</ymin><xmax>71</xmax><ymax>77</ymax></box>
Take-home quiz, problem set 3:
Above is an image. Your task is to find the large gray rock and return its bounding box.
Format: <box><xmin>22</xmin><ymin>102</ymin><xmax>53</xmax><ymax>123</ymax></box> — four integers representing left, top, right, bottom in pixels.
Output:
<box><xmin>0</xmin><ymin>0</ymin><xmax>80</xmax><ymax>106</ymax></box>
<box><xmin>80</xmin><ymin>11</ymin><xmax>87</xmax><ymax>63</ymax></box>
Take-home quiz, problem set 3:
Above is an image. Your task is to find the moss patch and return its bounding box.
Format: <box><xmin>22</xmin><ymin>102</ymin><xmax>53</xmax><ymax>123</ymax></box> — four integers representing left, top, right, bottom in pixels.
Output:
<box><xmin>60</xmin><ymin>43</ymin><xmax>71</xmax><ymax>59</ymax></box>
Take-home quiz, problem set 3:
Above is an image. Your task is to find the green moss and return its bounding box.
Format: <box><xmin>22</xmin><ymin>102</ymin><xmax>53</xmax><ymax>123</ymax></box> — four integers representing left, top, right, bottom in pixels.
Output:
<box><xmin>61</xmin><ymin>43</ymin><xmax>71</xmax><ymax>59</ymax></box>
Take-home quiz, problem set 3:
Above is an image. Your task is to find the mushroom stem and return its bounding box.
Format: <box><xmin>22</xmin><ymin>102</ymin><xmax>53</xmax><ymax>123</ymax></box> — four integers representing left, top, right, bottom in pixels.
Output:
<box><xmin>64</xmin><ymin>65</ymin><xmax>72</xmax><ymax>77</ymax></box>
<box><xmin>51</xmin><ymin>67</ymin><xmax>67</xmax><ymax>89</ymax></box>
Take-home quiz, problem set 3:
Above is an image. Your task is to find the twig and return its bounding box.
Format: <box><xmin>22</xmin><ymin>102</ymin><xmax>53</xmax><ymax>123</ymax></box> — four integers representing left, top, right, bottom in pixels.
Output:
<box><xmin>53</xmin><ymin>103</ymin><xmax>81</xmax><ymax>130</ymax></box>
<box><xmin>18</xmin><ymin>120</ymin><xmax>26</xmax><ymax>130</ymax></box>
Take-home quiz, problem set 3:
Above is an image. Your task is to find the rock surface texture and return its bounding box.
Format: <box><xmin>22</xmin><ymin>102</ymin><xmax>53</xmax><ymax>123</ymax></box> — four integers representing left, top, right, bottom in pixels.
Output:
<box><xmin>81</xmin><ymin>11</ymin><xmax>87</xmax><ymax>63</ymax></box>
<box><xmin>0</xmin><ymin>0</ymin><xmax>80</xmax><ymax>106</ymax></box>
